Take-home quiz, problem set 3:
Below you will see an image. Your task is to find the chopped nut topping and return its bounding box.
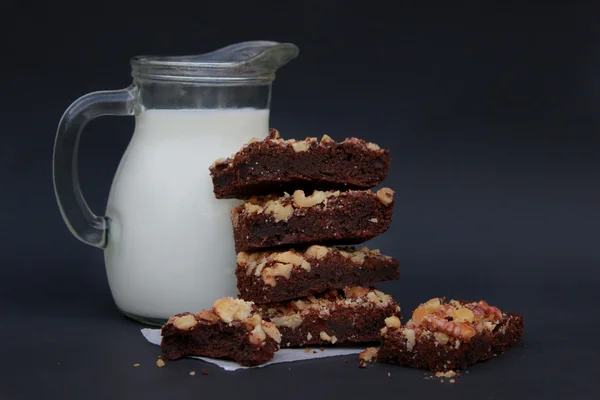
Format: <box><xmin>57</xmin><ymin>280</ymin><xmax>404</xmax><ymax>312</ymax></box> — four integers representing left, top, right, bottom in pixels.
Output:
<box><xmin>304</xmin><ymin>245</ymin><xmax>329</xmax><ymax>260</ymax></box>
<box><xmin>366</xmin><ymin>142</ymin><xmax>381</xmax><ymax>151</ymax></box>
<box><xmin>369</xmin><ymin>218</ymin><xmax>378</xmax><ymax>223</ymax></box>
<box><xmin>172</xmin><ymin>314</ymin><xmax>197</xmax><ymax>331</ymax></box>
<box><xmin>196</xmin><ymin>310</ymin><xmax>220</xmax><ymax>323</ymax></box>
<box><xmin>292</xmin><ymin>141</ymin><xmax>311</xmax><ymax>152</ymax></box>
<box><xmin>319</xmin><ymin>331</ymin><xmax>334</xmax><ymax>343</ymax></box>
<box><xmin>403</xmin><ymin>329</ymin><xmax>416</xmax><ymax>351</ymax></box>
<box><xmin>271</xmin><ymin>314</ymin><xmax>304</xmax><ymax>328</ymax></box>
<box><xmin>385</xmin><ymin>315</ymin><xmax>401</xmax><ymax>328</ymax></box>
<box><xmin>406</xmin><ymin>298</ymin><xmax>505</xmax><ymax>342</ymax></box>
<box><xmin>262</xmin><ymin>262</ymin><xmax>294</xmax><ymax>286</ymax></box>
<box><xmin>248</xmin><ymin>324</ymin><xmax>267</xmax><ymax>345</ymax></box>
<box><xmin>273</xmin><ymin>251</ymin><xmax>311</xmax><ymax>271</ymax></box>
<box><xmin>212</xmin><ymin>297</ymin><xmax>253</xmax><ymax>323</ymax></box>
<box><xmin>307</xmin><ymin>332</ymin><xmax>313</xmax><ymax>341</ymax></box>
<box><xmin>264</xmin><ymin>200</ymin><xmax>293</xmax><ymax>222</ymax></box>
<box><xmin>321</xmin><ymin>134</ymin><xmax>334</xmax><ymax>143</ymax></box>
<box><xmin>293</xmin><ymin>190</ymin><xmax>327</xmax><ymax>208</ymax></box>
<box><xmin>376</xmin><ymin>188</ymin><xmax>395</xmax><ymax>206</ymax></box>
<box><xmin>434</xmin><ymin>332</ymin><xmax>450</xmax><ymax>345</ymax></box>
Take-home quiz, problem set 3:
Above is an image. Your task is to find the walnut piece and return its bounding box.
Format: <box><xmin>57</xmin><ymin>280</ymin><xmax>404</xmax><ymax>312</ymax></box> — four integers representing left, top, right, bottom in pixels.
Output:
<box><xmin>422</xmin><ymin>314</ymin><xmax>476</xmax><ymax>341</ymax></box>
<box><xmin>262</xmin><ymin>321</ymin><xmax>282</xmax><ymax>343</ymax></box>
<box><xmin>156</xmin><ymin>359</ymin><xmax>166</xmax><ymax>368</ymax></box>
<box><xmin>411</xmin><ymin>298</ymin><xmax>442</xmax><ymax>324</ymax></box>
<box><xmin>262</xmin><ymin>262</ymin><xmax>294</xmax><ymax>286</ymax></box>
<box><xmin>366</xmin><ymin>142</ymin><xmax>381</xmax><ymax>151</ymax></box>
<box><xmin>196</xmin><ymin>310</ymin><xmax>220</xmax><ymax>323</ymax></box>
<box><xmin>385</xmin><ymin>315</ymin><xmax>401</xmax><ymax>328</ymax></box>
<box><xmin>292</xmin><ymin>141</ymin><xmax>311</xmax><ymax>152</ymax></box>
<box><xmin>403</xmin><ymin>328</ymin><xmax>416</xmax><ymax>351</ymax></box>
<box><xmin>453</xmin><ymin>307</ymin><xmax>475</xmax><ymax>323</ymax></box>
<box><xmin>271</xmin><ymin>314</ymin><xmax>304</xmax><ymax>328</ymax></box>
<box><xmin>172</xmin><ymin>314</ymin><xmax>197</xmax><ymax>331</ymax></box>
<box><xmin>344</xmin><ymin>286</ymin><xmax>370</xmax><ymax>299</ymax></box>
<box><xmin>434</xmin><ymin>332</ymin><xmax>450</xmax><ymax>345</ymax></box>
<box><xmin>358</xmin><ymin>347</ymin><xmax>378</xmax><ymax>368</ymax></box>
<box><xmin>248</xmin><ymin>324</ymin><xmax>267</xmax><ymax>345</ymax></box>
<box><xmin>321</xmin><ymin>134</ymin><xmax>334</xmax><ymax>143</ymax></box>
<box><xmin>376</xmin><ymin>188</ymin><xmax>395</xmax><ymax>206</ymax></box>
<box><xmin>273</xmin><ymin>251</ymin><xmax>311</xmax><ymax>271</ymax></box>
<box><xmin>264</xmin><ymin>200</ymin><xmax>294</xmax><ymax>222</ymax></box>
<box><xmin>293</xmin><ymin>190</ymin><xmax>327</xmax><ymax>208</ymax></box>
<box><xmin>319</xmin><ymin>331</ymin><xmax>337</xmax><ymax>343</ymax></box>
<box><xmin>212</xmin><ymin>297</ymin><xmax>253</xmax><ymax>323</ymax></box>
<box><xmin>304</xmin><ymin>245</ymin><xmax>329</xmax><ymax>260</ymax></box>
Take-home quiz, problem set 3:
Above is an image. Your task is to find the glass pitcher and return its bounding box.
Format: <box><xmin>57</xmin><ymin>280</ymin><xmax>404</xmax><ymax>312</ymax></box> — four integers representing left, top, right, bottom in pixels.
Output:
<box><xmin>53</xmin><ymin>41</ymin><xmax>299</xmax><ymax>325</ymax></box>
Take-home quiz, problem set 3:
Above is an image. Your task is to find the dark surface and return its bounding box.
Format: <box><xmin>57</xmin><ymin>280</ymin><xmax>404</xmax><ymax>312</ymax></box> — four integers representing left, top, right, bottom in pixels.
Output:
<box><xmin>259</xmin><ymin>288</ymin><xmax>401</xmax><ymax>347</ymax></box>
<box><xmin>161</xmin><ymin>312</ymin><xmax>279</xmax><ymax>366</ymax></box>
<box><xmin>210</xmin><ymin>128</ymin><xmax>391</xmax><ymax>199</ymax></box>
<box><xmin>236</xmin><ymin>247</ymin><xmax>400</xmax><ymax>303</ymax></box>
<box><xmin>2</xmin><ymin>1</ymin><xmax>599</xmax><ymax>399</ymax></box>
<box><xmin>377</xmin><ymin>312</ymin><xmax>525</xmax><ymax>372</ymax></box>
<box><xmin>232</xmin><ymin>190</ymin><xmax>394</xmax><ymax>252</ymax></box>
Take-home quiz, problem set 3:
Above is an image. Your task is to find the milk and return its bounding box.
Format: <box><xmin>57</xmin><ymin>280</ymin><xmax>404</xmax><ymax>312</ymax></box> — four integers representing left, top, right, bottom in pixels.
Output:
<box><xmin>104</xmin><ymin>109</ymin><xmax>269</xmax><ymax>320</ymax></box>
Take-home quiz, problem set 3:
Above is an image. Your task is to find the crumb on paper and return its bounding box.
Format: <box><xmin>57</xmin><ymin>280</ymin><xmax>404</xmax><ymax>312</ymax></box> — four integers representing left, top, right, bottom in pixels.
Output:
<box><xmin>156</xmin><ymin>359</ymin><xmax>165</xmax><ymax>368</ymax></box>
<box><xmin>133</xmin><ymin>363</ymin><xmax>140</xmax><ymax>367</ymax></box>
<box><xmin>190</xmin><ymin>371</ymin><xmax>196</xmax><ymax>376</ymax></box>
<box><xmin>344</xmin><ymin>360</ymin><xmax>348</xmax><ymax>364</ymax></box>
<box><xmin>304</xmin><ymin>348</ymin><xmax>312</xmax><ymax>353</ymax></box>
<box><xmin>320</xmin><ymin>348</ymin><xmax>325</xmax><ymax>352</ymax></box>
<box><xmin>450</xmin><ymin>379</ymin><xmax>456</xmax><ymax>383</ymax></box>
<box><xmin>201</xmin><ymin>369</ymin><xmax>208</xmax><ymax>375</ymax></box>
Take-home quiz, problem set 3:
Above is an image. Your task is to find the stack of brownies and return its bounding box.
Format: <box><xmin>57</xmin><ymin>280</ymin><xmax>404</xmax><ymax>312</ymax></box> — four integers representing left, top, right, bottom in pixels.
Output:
<box><xmin>210</xmin><ymin>129</ymin><xmax>401</xmax><ymax>348</ymax></box>
<box><xmin>159</xmin><ymin>129</ymin><xmax>525</xmax><ymax>370</ymax></box>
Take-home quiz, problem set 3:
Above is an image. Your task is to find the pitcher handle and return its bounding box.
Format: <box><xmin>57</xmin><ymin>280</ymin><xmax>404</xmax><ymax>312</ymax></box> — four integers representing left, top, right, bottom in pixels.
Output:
<box><xmin>52</xmin><ymin>85</ymin><xmax>137</xmax><ymax>248</ymax></box>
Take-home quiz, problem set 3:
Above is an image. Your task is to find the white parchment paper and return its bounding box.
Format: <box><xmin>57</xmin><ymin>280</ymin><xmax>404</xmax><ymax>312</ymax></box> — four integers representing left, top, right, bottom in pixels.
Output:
<box><xmin>141</xmin><ymin>328</ymin><xmax>363</xmax><ymax>371</ymax></box>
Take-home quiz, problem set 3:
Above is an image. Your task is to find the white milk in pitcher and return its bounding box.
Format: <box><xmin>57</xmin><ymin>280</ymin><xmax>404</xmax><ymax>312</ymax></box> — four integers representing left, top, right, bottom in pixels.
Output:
<box><xmin>104</xmin><ymin>108</ymin><xmax>269</xmax><ymax>320</ymax></box>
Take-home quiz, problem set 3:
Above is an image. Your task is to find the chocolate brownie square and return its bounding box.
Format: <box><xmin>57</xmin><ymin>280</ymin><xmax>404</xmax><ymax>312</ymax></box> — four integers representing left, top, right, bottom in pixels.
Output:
<box><xmin>210</xmin><ymin>129</ymin><xmax>391</xmax><ymax>199</ymax></box>
<box><xmin>161</xmin><ymin>298</ymin><xmax>281</xmax><ymax>367</ymax></box>
<box><xmin>231</xmin><ymin>188</ymin><xmax>394</xmax><ymax>252</ymax></box>
<box><xmin>236</xmin><ymin>245</ymin><xmax>400</xmax><ymax>303</ymax></box>
<box><xmin>258</xmin><ymin>287</ymin><xmax>401</xmax><ymax>348</ymax></box>
<box><xmin>358</xmin><ymin>298</ymin><xmax>524</xmax><ymax>371</ymax></box>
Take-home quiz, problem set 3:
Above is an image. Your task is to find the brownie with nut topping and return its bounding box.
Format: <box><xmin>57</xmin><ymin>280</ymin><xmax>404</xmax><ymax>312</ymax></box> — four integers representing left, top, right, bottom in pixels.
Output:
<box><xmin>358</xmin><ymin>298</ymin><xmax>524</xmax><ymax>371</ymax></box>
<box><xmin>160</xmin><ymin>297</ymin><xmax>281</xmax><ymax>367</ymax></box>
<box><xmin>210</xmin><ymin>129</ymin><xmax>391</xmax><ymax>199</ymax></box>
<box><xmin>236</xmin><ymin>246</ymin><xmax>400</xmax><ymax>303</ymax></box>
<box><xmin>231</xmin><ymin>188</ymin><xmax>394</xmax><ymax>252</ymax></box>
<box><xmin>257</xmin><ymin>287</ymin><xmax>401</xmax><ymax>348</ymax></box>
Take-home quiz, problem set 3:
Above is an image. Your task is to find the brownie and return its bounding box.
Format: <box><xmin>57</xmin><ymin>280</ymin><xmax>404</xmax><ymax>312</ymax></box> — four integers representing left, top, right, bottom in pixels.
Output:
<box><xmin>231</xmin><ymin>188</ymin><xmax>395</xmax><ymax>252</ymax></box>
<box><xmin>358</xmin><ymin>298</ymin><xmax>524</xmax><ymax>371</ymax></box>
<box><xmin>257</xmin><ymin>286</ymin><xmax>401</xmax><ymax>348</ymax></box>
<box><xmin>210</xmin><ymin>128</ymin><xmax>391</xmax><ymax>199</ymax></box>
<box><xmin>160</xmin><ymin>297</ymin><xmax>281</xmax><ymax>367</ymax></box>
<box><xmin>236</xmin><ymin>245</ymin><xmax>400</xmax><ymax>303</ymax></box>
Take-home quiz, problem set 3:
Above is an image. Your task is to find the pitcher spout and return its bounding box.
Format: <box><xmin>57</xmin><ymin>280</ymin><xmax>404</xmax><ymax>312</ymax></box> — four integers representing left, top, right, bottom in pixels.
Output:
<box><xmin>131</xmin><ymin>41</ymin><xmax>299</xmax><ymax>84</ymax></box>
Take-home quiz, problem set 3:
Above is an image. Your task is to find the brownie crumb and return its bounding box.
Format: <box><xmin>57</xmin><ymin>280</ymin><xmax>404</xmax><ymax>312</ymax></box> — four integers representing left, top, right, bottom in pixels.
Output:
<box><xmin>201</xmin><ymin>369</ymin><xmax>209</xmax><ymax>376</ymax></box>
<box><xmin>304</xmin><ymin>348</ymin><xmax>312</xmax><ymax>353</ymax></box>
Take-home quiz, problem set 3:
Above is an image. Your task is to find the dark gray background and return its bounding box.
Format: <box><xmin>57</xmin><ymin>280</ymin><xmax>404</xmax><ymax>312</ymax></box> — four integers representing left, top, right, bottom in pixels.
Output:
<box><xmin>1</xmin><ymin>1</ymin><xmax>599</xmax><ymax>399</ymax></box>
